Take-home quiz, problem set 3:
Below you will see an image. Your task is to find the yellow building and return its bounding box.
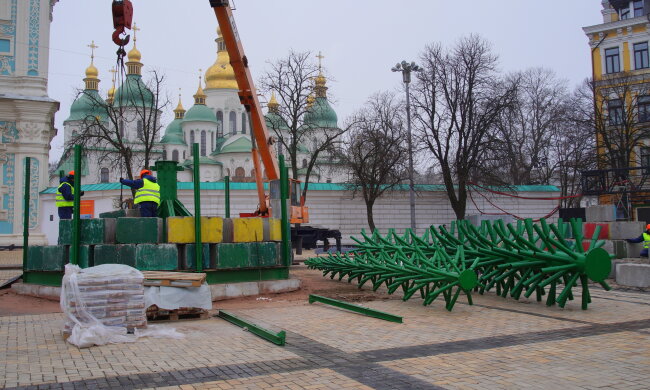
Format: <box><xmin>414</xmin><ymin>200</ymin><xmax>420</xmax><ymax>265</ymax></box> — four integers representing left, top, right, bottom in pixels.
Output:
<box><xmin>583</xmin><ymin>1</ymin><xmax>650</xmax><ymax>219</ymax></box>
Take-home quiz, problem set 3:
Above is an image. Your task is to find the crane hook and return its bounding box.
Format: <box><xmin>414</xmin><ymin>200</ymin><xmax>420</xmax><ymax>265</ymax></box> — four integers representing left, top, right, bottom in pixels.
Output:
<box><xmin>111</xmin><ymin>0</ymin><xmax>133</xmax><ymax>52</ymax></box>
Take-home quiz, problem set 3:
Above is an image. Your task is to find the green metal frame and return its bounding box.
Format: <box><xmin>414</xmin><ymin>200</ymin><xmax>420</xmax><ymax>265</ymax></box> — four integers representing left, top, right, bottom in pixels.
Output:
<box><xmin>22</xmin><ymin>157</ymin><xmax>30</xmax><ymax>270</ymax></box>
<box><xmin>71</xmin><ymin>145</ymin><xmax>82</xmax><ymax>266</ymax></box>
<box><xmin>192</xmin><ymin>143</ymin><xmax>203</xmax><ymax>272</ymax></box>
<box><xmin>217</xmin><ymin>310</ymin><xmax>286</xmax><ymax>346</ymax></box>
<box><xmin>23</xmin><ymin>272</ymin><xmax>63</xmax><ymax>286</ymax></box>
<box><xmin>279</xmin><ymin>155</ymin><xmax>291</xmax><ymax>266</ymax></box>
<box><xmin>309</xmin><ymin>294</ymin><xmax>403</xmax><ymax>323</ymax></box>
<box><xmin>224</xmin><ymin>175</ymin><xmax>230</xmax><ymax>218</ymax></box>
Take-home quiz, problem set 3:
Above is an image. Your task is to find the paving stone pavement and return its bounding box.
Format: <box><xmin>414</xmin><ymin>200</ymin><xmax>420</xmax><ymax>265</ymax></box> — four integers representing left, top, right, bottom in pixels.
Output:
<box><xmin>0</xmin><ymin>275</ymin><xmax>649</xmax><ymax>389</ymax></box>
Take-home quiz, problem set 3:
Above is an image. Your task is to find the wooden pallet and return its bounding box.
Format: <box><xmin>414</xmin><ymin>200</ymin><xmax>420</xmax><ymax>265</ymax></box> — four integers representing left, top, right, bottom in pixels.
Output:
<box><xmin>146</xmin><ymin>305</ymin><xmax>209</xmax><ymax>322</ymax></box>
<box><xmin>142</xmin><ymin>271</ymin><xmax>206</xmax><ymax>288</ymax></box>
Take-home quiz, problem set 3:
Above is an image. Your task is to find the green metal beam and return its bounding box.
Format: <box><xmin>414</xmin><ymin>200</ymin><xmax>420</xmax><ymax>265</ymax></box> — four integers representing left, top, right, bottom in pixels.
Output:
<box><xmin>217</xmin><ymin>310</ymin><xmax>286</xmax><ymax>346</ymax></box>
<box><xmin>192</xmin><ymin>143</ymin><xmax>202</xmax><ymax>272</ymax></box>
<box><xmin>71</xmin><ymin>145</ymin><xmax>82</xmax><ymax>266</ymax></box>
<box><xmin>224</xmin><ymin>175</ymin><xmax>230</xmax><ymax>218</ymax></box>
<box><xmin>22</xmin><ymin>157</ymin><xmax>30</xmax><ymax>270</ymax></box>
<box><xmin>309</xmin><ymin>294</ymin><xmax>403</xmax><ymax>323</ymax></box>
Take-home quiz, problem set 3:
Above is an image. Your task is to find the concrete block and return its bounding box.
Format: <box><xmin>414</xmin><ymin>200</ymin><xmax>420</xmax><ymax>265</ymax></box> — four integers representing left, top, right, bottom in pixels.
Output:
<box><xmin>258</xmin><ymin>277</ymin><xmax>301</xmax><ymax>294</ymax></box>
<box><xmin>12</xmin><ymin>282</ymin><xmax>61</xmax><ymax>301</ymax></box>
<box><xmin>256</xmin><ymin>242</ymin><xmax>281</xmax><ymax>267</ymax></box>
<box><xmin>626</xmin><ymin>242</ymin><xmax>644</xmax><ymax>258</ymax></box>
<box><xmin>181</xmin><ymin>244</ymin><xmax>211</xmax><ymax>270</ymax></box>
<box><xmin>167</xmin><ymin>217</ymin><xmax>223</xmax><ymax>243</ymax></box>
<box><xmin>233</xmin><ymin>217</ymin><xmax>264</xmax><ymax>242</ymax></box>
<box><xmin>58</xmin><ymin>218</ymin><xmax>116</xmax><ymax>245</ymax></box>
<box><xmin>616</xmin><ymin>263</ymin><xmax>650</xmax><ymax>287</ymax></box>
<box><xmin>135</xmin><ymin>244</ymin><xmax>178</xmax><ymax>270</ymax></box>
<box><xmin>584</xmin><ymin>223</ymin><xmax>609</xmax><ymax>240</ymax></box>
<box><xmin>609</xmin><ymin>259</ymin><xmax>631</xmax><ymax>279</ymax></box>
<box><xmin>585</xmin><ymin>205</ymin><xmax>616</xmax><ymax>222</ymax></box>
<box><xmin>612</xmin><ymin>240</ymin><xmax>628</xmax><ymax>259</ymax></box>
<box><xmin>99</xmin><ymin>209</ymin><xmax>140</xmax><ymax>218</ymax></box>
<box><xmin>116</xmin><ymin>218</ymin><xmax>163</xmax><ymax>244</ymax></box>
<box><xmin>94</xmin><ymin>244</ymin><xmax>136</xmax><ymax>267</ymax></box>
<box><xmin>25</xmin><ymin>245</ymin><xmax>67</xmax><ymax>271</ymax></box>
<box><xmin>263</xmin><ymin>218</ymin><xmax>282</xmax><ymax>241</ymax></box>
<box><xmin>217</xmin><ymin>243</ymin><xmax>254</xmax><ymax>269</ymax></box>
<box><xmin>608</xmin><ymin>221</ymin><xmax>645</xmax><ymax>240</ymax></box>
<box><xmin>208</xmin><ymin>278</ymin><xmax>301</xmax><ymax>301</ymax></box>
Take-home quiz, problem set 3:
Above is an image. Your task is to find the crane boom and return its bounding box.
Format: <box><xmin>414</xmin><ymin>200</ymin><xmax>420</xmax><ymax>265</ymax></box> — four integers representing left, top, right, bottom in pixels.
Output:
<box><xmin>209</xmin><ymin>0</ymin><xmax>280</xmax><ymax>182</ymax></box>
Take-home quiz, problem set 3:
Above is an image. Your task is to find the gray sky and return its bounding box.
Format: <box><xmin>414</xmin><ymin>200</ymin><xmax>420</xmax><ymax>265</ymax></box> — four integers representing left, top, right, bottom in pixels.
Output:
<box><xmin>48</xmin><ymin>1</ymin><xmax>602</xmax><ymax>163</ymax></box>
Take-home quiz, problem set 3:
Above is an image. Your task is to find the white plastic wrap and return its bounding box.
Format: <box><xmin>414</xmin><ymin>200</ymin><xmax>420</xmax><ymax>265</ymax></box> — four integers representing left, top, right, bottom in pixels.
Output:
<box><xmin>61</xmin><ymin>264</ymin><xmax>184</xmax><ymax>348</ymax></box>
<box><xmin>144</xmin><ymin>284</ymin><xmax>212</xmax><ymax>311</ymax></box>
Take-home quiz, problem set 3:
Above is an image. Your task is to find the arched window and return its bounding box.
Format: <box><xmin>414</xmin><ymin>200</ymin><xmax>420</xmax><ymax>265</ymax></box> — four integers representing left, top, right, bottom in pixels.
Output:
<box><xmin>137</xmin><ymin>120</ymin><xmax>143</xmax><ymax>140</ymax></box>
<box><xmin>162</xmin><ymin>150</ymin><xmax>167</xmax><ymax>160</ymax></box>
<box><xmin>229</xmin><ymin>111</ymin><xmax>236</xmax><ymax>135</ymax></box>
<box><xmin>251</xmin><ymin>169</ymin><xmax>256</xmax><ymax>177</ymax></box>
<box><xmin>190</xmin><ymin>130</ymin><xmax>195</xmax><ymax>145</ymax></box>
<box><xmin>172</xmin><ymin>150</ymin><xmax>179</xmax><ymax>161</ymax></box>
<box><xmin>119</xmin><ymin>120</ymin><xmax>125</xmax><ymax>137</ymax></box>
<box><xmin>183</xmin><ymin>150</ymin><xmax>186</xmax><ymax>160</ymax></box>
<box><xmin>241</xmin><ymin>113</ymin><xmax>247</xmax><ymax>134</ymax></box>
<box><xmin>235</xmin><ymin>167</ymin><xmax>245</xmax><ymax>177</ymax></box>
<box><xmin>201</xmin><ymin>130</ymin><xmax>207</xmax><ymax>156</ymax></box>
<box><xmin>302</xmin><ymin>159</ymin><xmax>308</xmax><ymax>168</ymax></box>
<box><xmin>100</xmin><ymin>168</ymin><xmax>109</xmax><ymax>183</ymax></box>
<box><xmin>211</xmin><ymin>132</ymin><xmax>214</xmax><ymax>152</ymax></box>
<box><xmin>216</xmin><ymin>111</ymin><xmax>223</xmax><ymax>137</ymax></box>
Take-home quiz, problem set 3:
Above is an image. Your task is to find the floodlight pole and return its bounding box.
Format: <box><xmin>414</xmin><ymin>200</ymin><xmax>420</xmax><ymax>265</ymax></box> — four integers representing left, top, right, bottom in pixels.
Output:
<box><xmin>392</xmin><ymin>60</ymin><xmax>419</xmax><ymax>232</ymax></box>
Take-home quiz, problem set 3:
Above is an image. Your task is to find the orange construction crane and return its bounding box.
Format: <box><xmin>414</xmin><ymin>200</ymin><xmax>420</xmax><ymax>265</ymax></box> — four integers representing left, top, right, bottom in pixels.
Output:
<box><xmin>209</xmin><ymin>0</ymin><xmax>308</xmax><ymax>223</ymax></box>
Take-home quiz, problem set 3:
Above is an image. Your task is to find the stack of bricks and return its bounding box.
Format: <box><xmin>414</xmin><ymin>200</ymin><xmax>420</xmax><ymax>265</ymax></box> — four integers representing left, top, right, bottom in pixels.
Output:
<box><xmin>62</xmin><ymin>267</ymin><xmax>146</xmax><ymax>337</ymax></box>
<box><xmin>25</xmin><ymin>216</ymin><xmax>284</xmax><ymax>273</ymax></box>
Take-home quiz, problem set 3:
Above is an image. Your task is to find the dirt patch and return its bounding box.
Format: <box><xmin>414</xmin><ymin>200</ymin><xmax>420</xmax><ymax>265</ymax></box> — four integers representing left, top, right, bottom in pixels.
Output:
<box><xmin>0</xmin><ymin>289</ymin><xmax>62</xmax><ymax>316</ymax></box>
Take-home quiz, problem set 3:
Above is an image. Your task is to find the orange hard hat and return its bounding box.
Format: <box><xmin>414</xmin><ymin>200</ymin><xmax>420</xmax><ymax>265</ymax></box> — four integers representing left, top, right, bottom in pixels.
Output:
<box><xmin>68</xmin><ymin>170</ymin><xmax>75</xmax><ymax>176</ymax></box>
<box><xmin>646</xmin><ymin>224</ymin><xmax>650</xmax><ymax>230</ymax></box>
<box><xmin>140</xmin><ymin>169</ymin><xmax>152</xmax><ymax>176</ymax></box>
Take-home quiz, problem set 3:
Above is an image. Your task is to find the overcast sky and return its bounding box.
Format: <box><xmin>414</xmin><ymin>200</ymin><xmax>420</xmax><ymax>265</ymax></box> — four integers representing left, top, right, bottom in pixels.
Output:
<box><xmin>47</xmin><ymin>1</ymin><xmax>603</xmax><ymax>163</ymax></box>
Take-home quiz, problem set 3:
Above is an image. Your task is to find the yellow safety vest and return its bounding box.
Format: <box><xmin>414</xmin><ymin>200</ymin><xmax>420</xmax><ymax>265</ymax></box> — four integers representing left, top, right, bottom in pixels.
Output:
<box><xmin>56</xmin><ymin>182</ymin><xmax>74</xmax><ymax>207</ymax></box>
<box><xmin>643</xmin><ymin>232</ymin><xmax>650</xmax><ymax>249</ymax></box>
<box><xmin>134</xmin><ymin>178</ymin><xmax>160</xmax><ymax>205</ymax></box>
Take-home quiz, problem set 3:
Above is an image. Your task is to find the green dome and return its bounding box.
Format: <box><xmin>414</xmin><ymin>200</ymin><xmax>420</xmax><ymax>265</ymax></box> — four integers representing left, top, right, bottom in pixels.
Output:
<box><xmin>113</xmin><ymin>74</ymin><xmax>155</xmax><ymax>108</ymax></box>
<box><xmin>64</xmin><ymin>89</ymin><xmax>108</xmax><ymax>123</ymax></box>
<box><xmin>304</xmin><ymin>97</ymin><xmax>338</xmax><ymax>128</ymax></box>
<box><xmin>265</xmin><ymin>112</ymin><xmax>289</xmax><ymax>131</ymax></box>
<box><xmin>184</xmin><ymin>104</ymin><xmax>218</xmax><ymax>123</ymax></box>
<box><xmin>182</xmin><ymin>156</ymin><xmax>222</xmax><ymax>167</ymax></box>
<box><xmin>218</xmin><ymin>136</ymin><xmax>252</xmax><ymax>154</ymax></box>
<box><xmin>160</xmin><ymin>118</ymin><xmax>186</xmax><ymax>145</ymax></box>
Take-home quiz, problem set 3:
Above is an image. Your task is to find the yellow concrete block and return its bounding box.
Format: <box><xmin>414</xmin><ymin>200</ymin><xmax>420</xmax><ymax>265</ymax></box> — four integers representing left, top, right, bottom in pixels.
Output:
<box><xmin>233</xmin><ymin>217</ymin><xmax>264</xmax><ymax>242</ymax></box>
<box><xmin>167</xmin><ymin>216</ymin><xmax>223</xmax><ymax>243</ymax></box>
<box><xmin>268</xmin><ymin>218</ymin><xmax>282</xmax><ymax>241</ymax></box>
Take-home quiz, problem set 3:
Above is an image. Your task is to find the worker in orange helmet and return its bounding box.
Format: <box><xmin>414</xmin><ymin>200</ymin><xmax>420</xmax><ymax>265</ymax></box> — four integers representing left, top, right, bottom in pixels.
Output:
<box><xmin>55</xmin><ymin>170</ymin><xmax>84</xmax><ymax>220</ymax></box>
<box><xmin>626</xmin><ymin>224</ymin><xmax>650</xmax><ymax>257</ymax></box>
<box><xmin>119</xmin><ymin>169</ymin><xmax>160</xmax><ymax>217</ymax></box>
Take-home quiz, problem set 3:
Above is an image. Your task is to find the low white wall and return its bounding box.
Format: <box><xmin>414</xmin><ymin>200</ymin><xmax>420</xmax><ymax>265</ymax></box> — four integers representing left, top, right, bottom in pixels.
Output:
<box><xmin>39</xmin><ymin>186</ymin><xmax>560</xmax><ymax>245</ymax></box>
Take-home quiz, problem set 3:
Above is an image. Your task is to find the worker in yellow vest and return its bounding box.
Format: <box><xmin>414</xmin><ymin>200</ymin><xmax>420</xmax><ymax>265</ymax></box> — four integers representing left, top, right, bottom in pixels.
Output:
<box><xmin>55</xmin><ymin>171</ymin><xmax>84</xmax><ymax>219</ymax></box>
<box><xmin>119</xmin><ymin>169</ymin><xmax>160</xmax><ymax>217</ymax></box>
<box><xmin>626</xmin><ymin>224</ymin><xmax>650</xmax><ymax>257</ymax></box>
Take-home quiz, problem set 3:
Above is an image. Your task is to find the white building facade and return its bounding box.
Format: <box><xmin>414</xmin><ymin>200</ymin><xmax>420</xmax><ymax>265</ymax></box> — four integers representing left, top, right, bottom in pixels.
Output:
<box><xmin>0</xmin><ymin>0</ymin><xmax>59</xmax><ymax>245</ymax></box>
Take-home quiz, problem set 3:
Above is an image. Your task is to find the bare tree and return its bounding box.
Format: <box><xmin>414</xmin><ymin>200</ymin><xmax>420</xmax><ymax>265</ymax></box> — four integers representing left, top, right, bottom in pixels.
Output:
<box><xmin>259</xmin><ymin>50</ymin><xmax>346</xmax><ymax>201</ymax></box>
<box><xmin>338</xmin><ymin>92</ymin><xmax>408</xmax><ymax>231</ymax></box>
<box><xmin>575</xmin><ymin>75</ymin><xmax>650</xmax><ymax>171</ymax></box>
<box><xmin>66</xmin><ymin>70</ymin><xmax>169</xmax><ymax>194</ymax></box>
<box><xmin>482</xmin><ymin>68</ymin><xmax>569</xmax><ymax>185</ymax></box>
<box><xmin>411</xmin><ymin>35</ymin><xmax>517</xmax><ymax>220</ymax></box>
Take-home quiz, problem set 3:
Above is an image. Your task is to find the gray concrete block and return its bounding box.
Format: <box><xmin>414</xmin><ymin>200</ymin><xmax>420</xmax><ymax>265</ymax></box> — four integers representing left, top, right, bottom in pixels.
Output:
<box><xmin>585</xmin><ymin>205</ymin><xmax>616</xmax><ymax>222</ymax></box>
<box><xmin>608</xmin><ymin>259</ymin><xmax>629</xmax><ymax>279</ymax></box>
<box><xmin>626</xmin><ymin>242</ymin><xmax>645</xmax><ymax>258</ymax></box>
<box><xmin>612</xmin><ymin>240</ymin><xmax>628</xmax><ymax>259</ymax></box>
<box><xmin>609</xmin><ymin>221</ymin><xmax>645</xmax><ymax>240</ymax></box>
<box><xmin>616</xmin><ymin>263</ymin><xmax>650</xmax><ymax>287</ymax></box>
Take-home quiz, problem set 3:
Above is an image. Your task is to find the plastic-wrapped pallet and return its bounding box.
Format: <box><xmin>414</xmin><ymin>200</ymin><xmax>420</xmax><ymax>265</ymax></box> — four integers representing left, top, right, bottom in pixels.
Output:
<box><xmin>61</xmin><ymin>263</ymin><xmax>147</xmax><ymax>347</ymax></box>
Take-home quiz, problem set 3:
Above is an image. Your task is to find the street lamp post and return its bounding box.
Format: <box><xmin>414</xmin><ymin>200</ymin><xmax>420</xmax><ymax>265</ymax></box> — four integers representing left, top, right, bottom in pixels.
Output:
<box><xmin>392</xmin><ymin>60</ymin><xmax>420</xmax><ymax>232</ymax></box>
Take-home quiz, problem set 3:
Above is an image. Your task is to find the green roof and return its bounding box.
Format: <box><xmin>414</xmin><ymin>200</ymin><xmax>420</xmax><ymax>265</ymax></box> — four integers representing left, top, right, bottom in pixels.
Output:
<box><xmin>184</xmin><ymin>104</ymin><xmax>218</xmax><ymax>123</ymax></box>
<box><xmin>304</xmin><ymin>96</ymin><xmax>338</xmax><ymax>128</ymax></box>
<box><xmin>218</xmin><ymin>137</ymin><xmax>252</xmax><ymax>154</ymax></box>
<box><xmin>210</xmin><ymin>137</ymin><xmax>227</xmax><ymax>156</ymax></box>
<box><xmin>53</xmin><ymin>154</ymin><xmax>90</xmax><ymax>176</ymax></box>
<box><xmin>42</xmin><ymin>182</ymin><xmax>560</xmax><ymax>194</ymax></box>
<box><xmin>181</xmin><ymin>156</ymin><xmax>222</xmax><ymax>167</ymax></box>
<box><xmin>113</xmin><ymin>74</ymin><xmax>155</xmax><ymax>108</ymax></box>
<box><xmin>64</xmin><ymin>89</ymin><xmax>108</xmax><ymax>123</ymax></box>
<box><xmin>265</xmin><ymin>112</ymin><xmax>289</xmax><ymax>131</ymax></box>
<box><xmin>160</xmin><ymin>118</ymin><xmax>186</xmax><ymax>145</ymax></box>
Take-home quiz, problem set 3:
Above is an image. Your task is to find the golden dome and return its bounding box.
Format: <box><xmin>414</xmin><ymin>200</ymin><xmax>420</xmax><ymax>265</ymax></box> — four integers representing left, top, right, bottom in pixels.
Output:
<box><xmin>314</xmin><ymin>71</ymin><xmax>328</xmax><ymax>98</ymax></box>
<box><xmin>193</xmin><ymin>75</ymin><xmax>207</xmax><ymax>105</ymax></box>
<box><xmin>268</xmin><ymin>92</ymin><xmax>279</xmax><ymax>112</ymax></box>
<box><xmin>127</xmin><ymin>46</ymin><xmax>141</xmax><ymax>62</ymax></box>
<box><xmin>205</xmin><ymin>28</ymin><xmax>238</xmax><ymax>89</ymax></box>
<box><xmin>85</xmin><ymin>63</ymin><xmax>98</xmax><ymax>79</ymax></box>
<box><xmin>306</xmin><ymin>93</ymin><xmax>315</xmax><ymax>108</ymax></box>
<box><xmin>107</xmin><ymin>85</ymin><xmax>115</xmax><ymax>99</ymax></box>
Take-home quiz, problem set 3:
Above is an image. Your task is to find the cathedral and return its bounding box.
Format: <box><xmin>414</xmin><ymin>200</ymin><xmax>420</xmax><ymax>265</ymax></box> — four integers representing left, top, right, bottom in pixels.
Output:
<box><xmin>54</xmin><ymin>27</ymin><xmax>345</xmax><ymax>187</ymax></box>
